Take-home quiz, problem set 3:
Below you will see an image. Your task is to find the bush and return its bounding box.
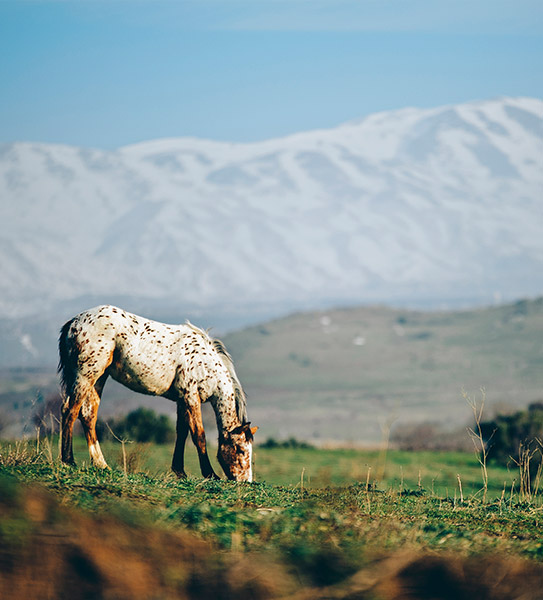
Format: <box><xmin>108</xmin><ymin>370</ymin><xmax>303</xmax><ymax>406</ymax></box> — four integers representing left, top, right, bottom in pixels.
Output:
<box><xmin>259</xmin><ymin>437</ymin><xmax>314</xmax><ymax>450</ymax></box>
<box><xmin>101</xmin><ymin>408</ymin><xmax>175</xmax><ymax>445</ymax></box>
<box><xmin>480</xmin><ymin>402</ymin><xmax>543</xmax><ymax>473</ymax></box>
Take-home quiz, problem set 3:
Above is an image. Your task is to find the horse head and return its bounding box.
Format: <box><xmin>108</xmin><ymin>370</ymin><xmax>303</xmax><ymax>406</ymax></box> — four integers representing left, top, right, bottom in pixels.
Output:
<box><xmin>218</xmin><ymin>422</ymin><xmax>258</xmax><ymax>481</ymax></box>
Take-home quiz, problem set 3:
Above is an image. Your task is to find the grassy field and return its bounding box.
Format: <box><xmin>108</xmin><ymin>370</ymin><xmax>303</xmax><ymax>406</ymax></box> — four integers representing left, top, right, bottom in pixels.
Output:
<box><xmin>51</xmin><ymin>435</ymin><xmax>522</xmax><ymax>498</ymax></box>
<box><xmin>2</xmin><ymin>439</ymin><xmax>543</xmax><ymax>598</ymax></box>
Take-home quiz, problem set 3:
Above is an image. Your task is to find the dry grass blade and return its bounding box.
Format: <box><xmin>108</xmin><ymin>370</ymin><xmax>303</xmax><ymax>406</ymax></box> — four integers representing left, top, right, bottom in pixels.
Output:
<box><xmin>464</xmin><ymin>389</ymin><xmax>491</xmax><ymax>503</ymax></box>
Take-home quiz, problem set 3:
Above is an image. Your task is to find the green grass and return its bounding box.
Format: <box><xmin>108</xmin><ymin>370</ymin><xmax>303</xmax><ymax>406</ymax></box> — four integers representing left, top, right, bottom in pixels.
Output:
<box><xmin>60</xmin><ymin>435</ymin><xmax>519</xmax><ymax>499</ymax></box>
<box><xmin>2</xmin><ymin>439</ymin><xmax>543</xmax><ymax>562</ymax></box>
<box><xmin>2</xmin><ymin>439</ymin><xmax>543</xmax><ymax>599</ymax></box>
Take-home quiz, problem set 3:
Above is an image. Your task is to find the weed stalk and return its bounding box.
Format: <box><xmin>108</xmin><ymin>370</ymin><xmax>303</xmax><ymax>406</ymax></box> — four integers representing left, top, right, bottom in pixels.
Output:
<box><xmin>106</xmin><ymin>422</ymin><xmax>132</xmax><ymax>476</ymax></box>
<box><xmin>465</xmin><ymin>388</ymin><xmax>491</xmax><ymax>503</ymax></box>
<box><xmin>456</xmin><ymin>474</ymin><xmax>464</xmax><ymax>503</ymax></box>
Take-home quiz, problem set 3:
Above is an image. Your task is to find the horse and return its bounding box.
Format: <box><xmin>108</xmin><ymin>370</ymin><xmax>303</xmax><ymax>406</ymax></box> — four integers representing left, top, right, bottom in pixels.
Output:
<box><xmin>58</xmin><ymin>305</ymin><xmax>257</xmax><ymax>481</ymax></box>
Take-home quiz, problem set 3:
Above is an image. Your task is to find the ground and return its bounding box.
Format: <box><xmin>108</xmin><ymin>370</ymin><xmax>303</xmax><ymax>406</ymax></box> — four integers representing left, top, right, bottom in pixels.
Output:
<box><xmin>1</xmin><ymin>439</ymin><xmax>543</xmax><ymax>599</ymax></box>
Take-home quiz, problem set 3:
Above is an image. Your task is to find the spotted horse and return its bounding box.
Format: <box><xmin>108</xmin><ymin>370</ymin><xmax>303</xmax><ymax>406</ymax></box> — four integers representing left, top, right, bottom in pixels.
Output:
<box><xmin>58</xmin><ymin>305</ymin><xmax>257</xmax><ymax>481</ymax></box>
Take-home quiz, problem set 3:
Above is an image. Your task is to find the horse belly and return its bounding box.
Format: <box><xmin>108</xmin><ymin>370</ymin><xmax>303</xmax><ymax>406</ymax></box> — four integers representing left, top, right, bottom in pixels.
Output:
<box><xmin>108</xmin><ymin>353</ymin><xmax>176</xmax><ymax>397</ymax></box>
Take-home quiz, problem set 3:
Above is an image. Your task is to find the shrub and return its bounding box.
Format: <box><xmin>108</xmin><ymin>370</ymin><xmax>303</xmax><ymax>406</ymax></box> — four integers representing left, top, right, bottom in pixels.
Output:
<box><xmin>480</xmin><ymin>402</ymin><xmax>543</xmax><ymax>475</ymax></box>
<box><xmin>102</xmin><ymin>408</ymin><xmax>175</xmax><ymax>445</ymax></box>
<box><xmin>260</xmin><ymin>437</ymin><xmax>314</xmax><ymax>450</ymax></box>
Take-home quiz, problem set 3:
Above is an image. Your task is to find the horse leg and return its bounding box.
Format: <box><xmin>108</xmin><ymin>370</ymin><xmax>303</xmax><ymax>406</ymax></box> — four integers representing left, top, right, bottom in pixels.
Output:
<box><xmin>78</xmin><ymin>373</ymin><xmax>109</xmax><ymax>469</ymax></box>
<box><xmin>61</xmin><ymin>376</ymin><xmax>98</xmax><ymax>466</ymax></box>
<box><xmin>61</xmin><ymin>392</ymin><xmax>83</xmax><ymax>466</ymax></box>
<box><xmin>185</xmin><ymin>391</ymin><xmax>219</xmax><ymax>480</ymax></box>
<box><xmin>171</xmin><ymin>400</ymin><xmax>189</xmax><ymax>478</ymax></box>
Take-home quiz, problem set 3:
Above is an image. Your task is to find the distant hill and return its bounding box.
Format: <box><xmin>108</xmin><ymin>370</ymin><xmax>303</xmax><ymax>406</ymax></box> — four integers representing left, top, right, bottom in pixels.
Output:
<box><xmin>1</xmin><ymin>96</ymin><xmax>542</xmax><ymax>329</ymax></box>
<box><xmin>223</xmin><ymin>298</ymin><xmax>543</xmax><ymax>444</ymax></box>
<box><xmin>2</xmin><ymin>299</ymin><xmax>542</xmax><ymax>444</ymax></box>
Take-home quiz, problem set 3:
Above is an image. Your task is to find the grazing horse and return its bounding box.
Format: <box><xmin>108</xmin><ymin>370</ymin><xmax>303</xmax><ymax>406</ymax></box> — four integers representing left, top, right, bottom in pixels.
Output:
<box><xmin>58</xmin><ymin>305</ymin><xmax>257</xmax><ymax>481</ymax></box>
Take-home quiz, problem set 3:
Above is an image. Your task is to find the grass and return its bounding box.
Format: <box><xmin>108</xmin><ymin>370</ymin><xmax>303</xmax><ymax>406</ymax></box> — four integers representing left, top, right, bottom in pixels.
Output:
<box><xmin>2</xmin><ymin>438</ymin><xmax>543</xmax><ymax>557</ymax></box>
<box><xmin>2</xmin><ymin>438</ymin><xmax>543</xmax><ymax>598</ymax></box>
<box><xmin>59</xmin><ymin>435</ymin><xmax>521</xmax><ymax>498</ymax></box>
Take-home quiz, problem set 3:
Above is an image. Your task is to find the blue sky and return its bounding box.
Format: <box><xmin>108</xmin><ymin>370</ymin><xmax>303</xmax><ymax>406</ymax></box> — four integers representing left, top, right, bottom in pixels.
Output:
<box><xmin>1</xmin><ymin>0</ymin><xmax>542</xmax><ymax>148</ymax></box>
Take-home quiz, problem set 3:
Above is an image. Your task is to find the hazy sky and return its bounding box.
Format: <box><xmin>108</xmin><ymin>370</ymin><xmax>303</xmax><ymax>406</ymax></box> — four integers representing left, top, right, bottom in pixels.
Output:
<box><xmin>1</xmin><ymin>0</ymin><xmax>542</xmax><ymax>148</ymax></box>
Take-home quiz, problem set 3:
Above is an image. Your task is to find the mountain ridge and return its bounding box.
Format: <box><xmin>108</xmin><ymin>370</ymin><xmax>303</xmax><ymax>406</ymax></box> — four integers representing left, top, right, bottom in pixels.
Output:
<box><xmin>1</xmin><ymin>96</ymin><xmax>542</xmax><ymax>328</ymax></box>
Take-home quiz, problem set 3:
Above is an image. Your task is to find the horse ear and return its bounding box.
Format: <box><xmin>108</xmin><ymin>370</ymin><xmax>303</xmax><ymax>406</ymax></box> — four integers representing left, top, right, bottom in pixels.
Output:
<box><xmin>230</xmin><ymin>423</ymin><xmax>257</xmax><ymax>439</ymax></box>
<box><xmin>230</xmin><ymin>423</ymin><xmax>249</xmax><ymax>436</ymax></box>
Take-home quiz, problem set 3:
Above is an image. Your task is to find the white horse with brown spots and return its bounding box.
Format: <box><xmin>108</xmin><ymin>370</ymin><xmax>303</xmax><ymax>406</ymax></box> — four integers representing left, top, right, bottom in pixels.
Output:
<box><xmin>58</xmin><ymin>305</ymin><xmax>257</xmax><ymax>481</ymax></box>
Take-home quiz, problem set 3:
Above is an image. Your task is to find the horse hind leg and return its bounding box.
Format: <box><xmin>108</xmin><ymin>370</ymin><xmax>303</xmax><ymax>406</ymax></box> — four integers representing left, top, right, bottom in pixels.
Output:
<box><xmin>59</xmin><ymin>316</ymin><xmax>114</xmax><ymax>468</ymax></box>
<box><xmin>61</xmin><ymin>392</ymin><xmax>81</xmax><ymax>466</ymax></box>
<box><xmin>79</xmin><ymin>374</ymin><xmax>109</xmax><ymax>469</ymax></box>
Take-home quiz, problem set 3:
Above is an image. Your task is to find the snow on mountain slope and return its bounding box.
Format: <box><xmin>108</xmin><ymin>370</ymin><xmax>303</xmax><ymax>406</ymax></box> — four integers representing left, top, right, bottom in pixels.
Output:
<box><xmin>1</xmin><ymin>97</ymin><xmax>542</xmax><ymax>322</ymax></box>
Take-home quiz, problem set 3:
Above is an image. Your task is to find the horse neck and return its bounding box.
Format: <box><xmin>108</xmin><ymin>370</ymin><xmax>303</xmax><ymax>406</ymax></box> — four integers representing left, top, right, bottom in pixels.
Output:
<box><xmin>211</xmin><ymin>389</ymin><xmax>241</xmax><ymax>435</ymax></box>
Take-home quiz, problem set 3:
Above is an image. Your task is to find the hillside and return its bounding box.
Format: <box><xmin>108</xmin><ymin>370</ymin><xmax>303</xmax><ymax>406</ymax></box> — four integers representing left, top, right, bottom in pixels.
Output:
<box><xmin>1</xmin><ymin>298</ymin><xmax>542</xmax><ymax>444</ymax></box>
<box><xmin>1</xmin><ymin>97</ymin><xmax>542</xmax><ymax>336</ymax></box>
<box><xmin>224</xmin><ymin>298</ymin><xmax>543</xmax><ymax>444</ymax></box>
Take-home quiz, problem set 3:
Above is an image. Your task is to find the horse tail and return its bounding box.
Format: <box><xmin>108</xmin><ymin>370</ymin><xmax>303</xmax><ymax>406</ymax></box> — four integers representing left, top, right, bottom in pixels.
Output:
<box><xmin>58</xmin><ymin>318</ymin><xmax>78</xmax><ymax>397</ymax></box>
<box><xmin>212</xmin><ymin>338</ymin><xmax>248</xmax><ymax>424</ymax></box>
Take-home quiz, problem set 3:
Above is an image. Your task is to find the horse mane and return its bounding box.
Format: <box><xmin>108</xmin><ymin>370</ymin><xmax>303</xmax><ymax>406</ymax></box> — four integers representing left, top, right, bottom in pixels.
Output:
<box><xmin>184</xmin><ymin>322</ymin><xmax>248</xmax><ymax>425</ymax></box>
<box><xmin>212</xmin><ymin>337</ymin><xmax>248</xmax><ymax>425</ymax></box>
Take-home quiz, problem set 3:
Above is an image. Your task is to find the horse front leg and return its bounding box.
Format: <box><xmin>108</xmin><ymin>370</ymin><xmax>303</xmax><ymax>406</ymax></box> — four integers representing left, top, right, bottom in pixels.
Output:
<box><xmin>171</xmin><ymin>401</ymin><xmax>189</xmax><ymax>478</ymax></box>
<box><xmin>185</xmin><ymin>392</ymin><xmax>219</xmax><ymax>480</ymax></box>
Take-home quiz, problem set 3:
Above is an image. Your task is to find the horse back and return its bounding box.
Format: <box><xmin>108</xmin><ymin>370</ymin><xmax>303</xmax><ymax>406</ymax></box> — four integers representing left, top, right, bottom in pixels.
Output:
<box><xmin>60</xmin><ymin>305</ymin><xmax>184</xmax><ymax>396</ymax></box>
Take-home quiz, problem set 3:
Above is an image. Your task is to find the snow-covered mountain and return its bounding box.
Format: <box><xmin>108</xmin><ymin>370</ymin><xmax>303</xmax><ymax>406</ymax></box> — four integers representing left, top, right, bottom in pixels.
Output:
<box><xmin>1</xmin><ymin>97</ymin><xmax>542</xmax><ymax>329</ymax></box>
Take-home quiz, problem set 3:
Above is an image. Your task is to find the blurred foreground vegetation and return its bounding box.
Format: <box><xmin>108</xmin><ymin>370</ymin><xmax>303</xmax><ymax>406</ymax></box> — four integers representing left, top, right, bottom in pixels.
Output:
<box><xmin>2</xmin><ymin>438</ymin><xmax>543</xmax><ymax>599</ymax></box>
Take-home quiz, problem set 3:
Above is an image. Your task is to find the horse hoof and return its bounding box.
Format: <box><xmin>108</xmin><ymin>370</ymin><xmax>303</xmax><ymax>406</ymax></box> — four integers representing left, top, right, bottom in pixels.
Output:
<box><xmin>92</xmin><ymin>461</ymin><xmax>110</xmax><ymax>470</ymax></box>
